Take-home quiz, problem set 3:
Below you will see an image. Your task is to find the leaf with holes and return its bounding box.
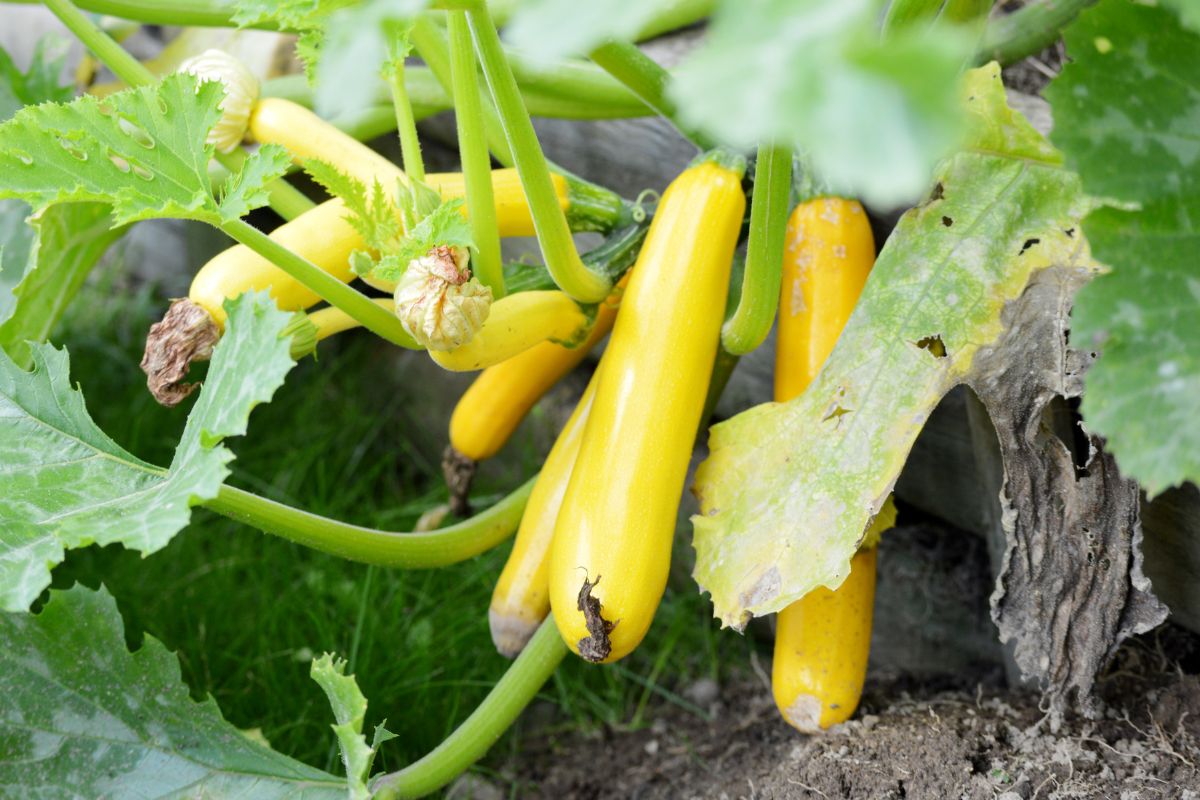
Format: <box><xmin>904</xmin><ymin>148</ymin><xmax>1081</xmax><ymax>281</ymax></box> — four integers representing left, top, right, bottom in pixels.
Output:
<box><xmin>0</xmin><ymin>72</ymin><xmax>289</xmax><ymax>226</ymax></box>
<box><xmin>0</xmin><ymin>291</ymin><xmax>297</xmax><ymax>612</ymax></box>
<box><xmin>0</xmin><ymin>584</ymin><xmax>346</xmax><ymax>797</ymax></box>
<box><xmin>692</xmin><ymin>64</ymin><xmax>1098</xmax><ymax>629</ymax></box>
<box><xmin>1045</xmin><ymin>0</ymin><xmax>1200</xmax><ymax>496</ymax></box>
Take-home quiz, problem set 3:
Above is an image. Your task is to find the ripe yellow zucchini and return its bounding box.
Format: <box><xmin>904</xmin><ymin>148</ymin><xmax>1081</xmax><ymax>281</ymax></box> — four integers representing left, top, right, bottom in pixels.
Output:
<box><xmin>449</xmin><ymin>279</ymin><xmax>623</xmax><ymax>463</ymax></box>
<box><xmin>549</xmin><ymin>154</ymin><xmax>745</xmax><ymax>663</ymax></box>
<box><xmin>249</xmin><ymin>97</ymin><xmax>567</xmax><ymax>241</ymax></box>
<box><xmin>428</xmin><ymin>290</ymin><xmax>588</xmax><ymax>372</ymax></box>
<box><xmin>771</xmin><ymin>196</ymin><xmax>893</xmax><ymax>732</ymax></box>
<box><xmin>489</xmin><ymin>372</ymin><xmax>598</xmax><ymax>657</ymax></box>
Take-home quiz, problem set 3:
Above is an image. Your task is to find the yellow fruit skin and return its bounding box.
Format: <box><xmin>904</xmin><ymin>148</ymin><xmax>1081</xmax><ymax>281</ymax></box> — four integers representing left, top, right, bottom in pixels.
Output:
<box><xmin>773</xmin><ymin>547</ymin><xmax>877</xmax><ymax>733</ymax></box>
<box><xmin>189</xmin><ymin>169</ymin><xmax>558</xmax><ymax>326</ymax></box>
<box><xmin>489</xmin><ymin>373</ymin><xmax>598</xmax><ymax>658</ymax></box>
<box><xmin>449</xmin><ymin>279</ymin><xmax>624</xmax><ymax>462</ymax></box>
<box><xmin>549</xmin><ymin>159</ymin><xmax>745</xmax><ymax>663</ymax></box>
<box><xmin>428</xmin><ymin>291</ymin><xmax>587</xmax><ymax>372</ymax></box>
<box><xmin>772</xmin><ymin>196</ymin><xmax>888</xmax><ymax>733</ymax></box>
<box><xmin>249</xmin><ymin>98</ymin><xmax>564</xmax><ymax>239</ymax></box>
<box><xmin>774</xmin><ymin>197</ymin><xmax>876</xmax><ymax>399</ymax></box>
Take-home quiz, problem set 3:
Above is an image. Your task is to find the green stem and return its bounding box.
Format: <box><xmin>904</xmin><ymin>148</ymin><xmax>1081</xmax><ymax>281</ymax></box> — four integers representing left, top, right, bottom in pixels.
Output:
<box><xmin>43</xmin><ymin>0</ymin><xmax>155</xmax><ymax>86</ymax></box>
<box><xmin>632</xmin><ymin>0</ymin><xmax>714</xmax><ymax>40</ymax></box>
<box><xmin>262</xmin><ymin>69</ymin><xmax>653</xmax><ymax>122</ymax></box>
<box><xmin>976</xmin><ymin>0</ymin><xmax>1095</xmax><ymax>66</ymax></box>
<box><xmin>588</xmin><ymin>39</ymin><xmax>710</xmax><ymax>150</ymax></box>
<box><xmin>204</xmin><ymin>476</ymin><xmax>535</xmax><ymax>567</ymax></box>
<box><xmin>219</xmin><ymin>218</ymin><xmax>417</xmax><ymax>348</ymax></box>
<box><xmin>467</xmin><ymin>2</ymin><xmax>612</xmax><ymax>303</ymax></box>
<box><xmin>386</xmin><ymin>60</ymin><xmax>427</xmax><ymax>182</ymax></box>
<box><xmin>721</xmin><ymin>144</ymin><xmax>792</xmax><ymax>355</ymax></box>
<box><xmin>411</xmin><ymin>13</ymin><xmax>514</xmax><ymax>167</ymax></box>
<box><xmin>370</xmin><ymin>618</ymin><xmax>567</xmax><ymax>799</ymax></box>
<box><xmin>449</xmin><ymin>10</ymin><xmax>504</xmax><ymax>297</ymax></box>
<box><xmin>43</xmin><ymin>0</ymin><xmax>314</xmax><ymax>220</ymax></box>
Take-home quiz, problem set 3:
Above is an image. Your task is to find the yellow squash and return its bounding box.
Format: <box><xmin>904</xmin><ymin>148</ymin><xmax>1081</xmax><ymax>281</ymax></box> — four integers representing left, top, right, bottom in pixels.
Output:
<box><xmin>249</xmin><ymin>97</ymin><xmax>567</xmax><ymax>240</ymax></box>
<box><xmin>489</xmin><ymin>372</ymin><xmax>598</xmax><ymax>657</ymax></box>
<box><xmin>549</xmin><ymin>154</ymin><xmax>745</xmax><ymax>663</ymax></box>
<box><xmin>449</xmin><ymin>278</ymin><xmax>624</xmax><ymax>463</ymax></box>
<box><xmin>771</xmin><ymin>196</ymin><xmax>893</xmax><ymax>732</ymax></box>
<box><xmin>427</xmin><ymin>291</ymin><xmax>588</xmax><ymax>372</ymax></box>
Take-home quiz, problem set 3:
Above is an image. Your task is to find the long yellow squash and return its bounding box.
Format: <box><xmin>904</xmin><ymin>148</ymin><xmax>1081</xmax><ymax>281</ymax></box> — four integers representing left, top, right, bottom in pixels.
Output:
<box><xmin>250</xmin><ymin>98</ymin><xmax>567</xmax><ymax>240</ymax></box>
<box><xmin>771</xmin><ymin>196</ymin><xmax>893</xmax><ymax>733</ymax></box>
<box><xmin>549</xmin><ymin>154</ymin><xmax>745</xmax><ymax>663</ymax></box>
<box><xmin>449</xmin><ymin>278</ymin><xmax>625</xmax><ymax>463</ymax></box>
<box><xmin>489</xmin><ymin>372</ymin><xmax>598</xmax><ymax>657</ymax></box>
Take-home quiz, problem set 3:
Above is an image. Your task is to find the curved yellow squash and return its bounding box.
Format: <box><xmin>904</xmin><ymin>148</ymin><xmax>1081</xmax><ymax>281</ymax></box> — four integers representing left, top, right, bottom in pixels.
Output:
<box><xmin>772</xmin><ymin>195</ymin><xmax>891</xmax><ymax>732</ymax></box>
<box><xmin>549</xmin><ymin>156</ymin><xmax>745</xmax><ymax>663</ymax></box>
<box><xmin>489</xmin><ymin>372</ymin><xmax>598</xmax><ymax>657</ymax></box>
<box><xmin>449</xmin><ymin>279</ymin><xmax>624</xmax><ymax>462</ymax></box>
<box><xmin>428</xmin><ymin>291</ymin><xmax>587</xmax><ymax>372</ymax></box>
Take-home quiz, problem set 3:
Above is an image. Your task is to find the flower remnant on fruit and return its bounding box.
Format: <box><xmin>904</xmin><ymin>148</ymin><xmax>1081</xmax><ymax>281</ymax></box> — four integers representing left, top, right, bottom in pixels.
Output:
<box><xmin>394</xmin><ymin>245</ymin><xmax>492</xmax><ymax>351</ymax></box>
<box><xmin>179</xmin><ymin>49</ymin><xmax>259</xmax><ymax>153</ymax></box>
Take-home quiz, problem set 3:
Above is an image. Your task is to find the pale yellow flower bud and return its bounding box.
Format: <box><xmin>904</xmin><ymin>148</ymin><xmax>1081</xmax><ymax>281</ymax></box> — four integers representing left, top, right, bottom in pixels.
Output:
<box><xmin>179</xmin><ymin>49</ymin><xmax>259</xmax><ymax>153</ymax></box>
<box><xmin>395</xmin><ymin>246</ymin><xmax>493</xmax><ymax>351</ymax></box>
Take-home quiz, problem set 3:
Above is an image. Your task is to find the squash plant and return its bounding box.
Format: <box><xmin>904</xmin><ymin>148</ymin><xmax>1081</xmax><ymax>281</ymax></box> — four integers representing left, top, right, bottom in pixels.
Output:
<box><xmin>1</xmin><ymin>0</ymin><xmax>1197</xmax><ymax>796</ymax></box>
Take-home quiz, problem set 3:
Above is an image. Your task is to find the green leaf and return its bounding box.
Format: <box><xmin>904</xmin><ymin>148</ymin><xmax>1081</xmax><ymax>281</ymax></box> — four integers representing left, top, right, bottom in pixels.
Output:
<box><xmin>314</xmin><ymin>0</ymin><xmax>430</xmax><ymax>118</ymax></box>
<box><xmin>310</xmin><ymin>654</ymin><xmax>395</xmax><ymax>799</ymax></box>
<box><xmin>691</xmin><ymin>64</ymin><xmax>1097</xmax><ymax>628</ymax></box>
<box><xmin>0</xmin><ymin>200</ymin><xmax>37</xmax><ymax>315</ymax></box>
<box><xmin>504</xmin><ymin>0</ymin><xmax>670</xmax><ymax>63</ymax></box>
<box><xmin>0</xmin><ymin>73</ymin><xmax>288</xmax><ymax>226</ymax></box>
<box><xmin>0</xmin><ymin>584</ymin><xmax>346</xmax><ymax>797</ymax></box>
<box><xmin>0</xmin><ymin>37</ymin><xmax>73</xmax><ymax>123</ymax></box>
<box><xmin>1162</xmin><ymin>0</ymin><xmax>1200</xmax><ymax>32</ymax></box>
<box><xmin>1044</xmin><ymin>0</ymin><xmax>1200</xmax><ymax>496</ymax></box>
<box><xmin>0</xmin><ymin>203</ymin><xmax>125</xmax><ymax>367</ymax></box>
<box><xmin>669</xmin><ymin>0</ymin><xmax>974</xmax><ymax>207</ymax></box>
<box><xmin>0</xmin><ymin>291</ymin><xmax>297</xmax><ymax>612</ymax></box>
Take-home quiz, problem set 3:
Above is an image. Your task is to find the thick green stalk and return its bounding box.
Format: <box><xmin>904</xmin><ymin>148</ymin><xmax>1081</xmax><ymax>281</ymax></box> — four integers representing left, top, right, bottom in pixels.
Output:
<box><xmin>721</xmin><ymin>144</ymin><xmax>792</xmax><ymax>355</ymax></box>
<box><xmin>386</xmin><ymin>59</ymin><xmax>427</xmax><ymax>182</ymax></box>
<box><xmin>977</xmin><ymin>0</ymin><xmax>1095</xmax><ymax>66</ymax></box>
<box><xmin>220</xmin><ymin>218</ymin><xmax>417</xmax><ymax>348</ymax></box>
<box><xmin>411</xmin><ymin>14</ymin><xmax>514</xmax><ymax>166</ymax></box>
<box><xmin>370</xmin><ymin>618</ymin><xmax>567</xmax><ymax>799</ymax></box>
<box><xmin>588</xmin><ymin>39</ymin><xmax>710</xmax><ymax>149</ymax></box>
<box><xmin>262</xmin><ymin>69</ymin><xmax>652</xmax><ymax>122</ymax></box>
<box><xmin>449</xmin><ymin>10</ymin><xmax>504</xmax><ymax>296</ymax></box>
<box><xmin>43</xmin><ymin>0</ymin><xmax>314</xmax><ymax>220</ymax></box>
<box><xmin>205</xmin><ymin>476</ymin><xmax>535</xmax><ymax>567</ymax></box>
<box><xmin>632</xmin><ymin>0</ymin><xmax>714</xmax><ymax>40</ymax></box>
<box><xmin>467</xmin><ymin>3</ymin><xmax>612</xmax><ymax>303</ymax></box>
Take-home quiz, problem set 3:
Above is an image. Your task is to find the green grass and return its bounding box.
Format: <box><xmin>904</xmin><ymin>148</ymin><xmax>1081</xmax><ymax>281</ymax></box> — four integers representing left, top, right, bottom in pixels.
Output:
<box><xmin>47</xmin><ymin>262</ymin><xmax>753</xmax><ymax>792</ymax></box>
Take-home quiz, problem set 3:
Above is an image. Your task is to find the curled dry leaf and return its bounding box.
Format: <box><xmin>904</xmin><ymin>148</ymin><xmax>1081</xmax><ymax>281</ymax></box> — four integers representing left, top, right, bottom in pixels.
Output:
<box><xmin>140</xmin><ymin>298</ymin><xmax>220</xmax><ymax>406</ymax></box>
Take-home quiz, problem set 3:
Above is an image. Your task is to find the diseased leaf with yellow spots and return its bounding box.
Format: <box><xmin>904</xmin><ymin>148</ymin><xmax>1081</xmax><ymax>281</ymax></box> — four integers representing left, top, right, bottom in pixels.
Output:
<box><xmin>692</xmin><ymin>64</ymin><xmax>1098</xmax><ymax>629</ymax></box>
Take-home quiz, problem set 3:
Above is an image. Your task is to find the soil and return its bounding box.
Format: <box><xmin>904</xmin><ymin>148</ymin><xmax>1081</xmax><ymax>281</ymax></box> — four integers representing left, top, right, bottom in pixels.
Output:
<box><xmin>490</xmin><ymin>627</ymin><xmax>1200</xmax><ymax>800</ymax></box>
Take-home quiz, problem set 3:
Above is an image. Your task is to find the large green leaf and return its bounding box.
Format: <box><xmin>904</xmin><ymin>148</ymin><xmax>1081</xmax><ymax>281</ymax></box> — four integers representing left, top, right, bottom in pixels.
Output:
<box><xmin>1044</xmin><ymin>0</ymin><xmax>1200</xmax><ymax>496</ymax></box>
<box><xmin>669</xmin><ymin>0</ymin><xmax>974</xmax><ymax>207</ymax></box>
<box><xmin>692</xmin><ymin>64</ymin><xmax>1096</xmax><ymax>628</ymax></box>
<box><xmin>0</xmin><ymin>202</ymin><xmax>125</xmax><ymax>367</ymax></box>
<box><xmin>0</xmin><ymin>584</ymin><xmax>346</xmax><ymax>798</ymax></box>
<box><xmin>0</xmin><ymin>291</ymin><xmax>297</xmax><ymax>612</ymax></box>
<box><xmin>0</xmin><ymin>73</ymin><xmax>290</xmax><ymax>226</ymax></box>
<box><xmin>0</xmin><ymin>37</ymin><xmax>73</xmax><ymax>123</ymax></box>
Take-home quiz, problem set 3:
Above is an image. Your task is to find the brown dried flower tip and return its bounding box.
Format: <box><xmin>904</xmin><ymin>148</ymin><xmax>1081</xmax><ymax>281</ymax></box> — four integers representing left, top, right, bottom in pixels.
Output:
<box><xmin>141</xmin><ymin>299</ymin><xmax>220</xmax><ymax>407</ymax></box>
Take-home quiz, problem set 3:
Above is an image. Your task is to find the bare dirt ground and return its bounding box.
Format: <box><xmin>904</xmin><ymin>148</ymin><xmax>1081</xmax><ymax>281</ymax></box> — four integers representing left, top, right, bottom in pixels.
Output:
<box><xmin>501</xmin><ymin>627</ymin><xmax>1200</xmax><ymax>800</ymax></box>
